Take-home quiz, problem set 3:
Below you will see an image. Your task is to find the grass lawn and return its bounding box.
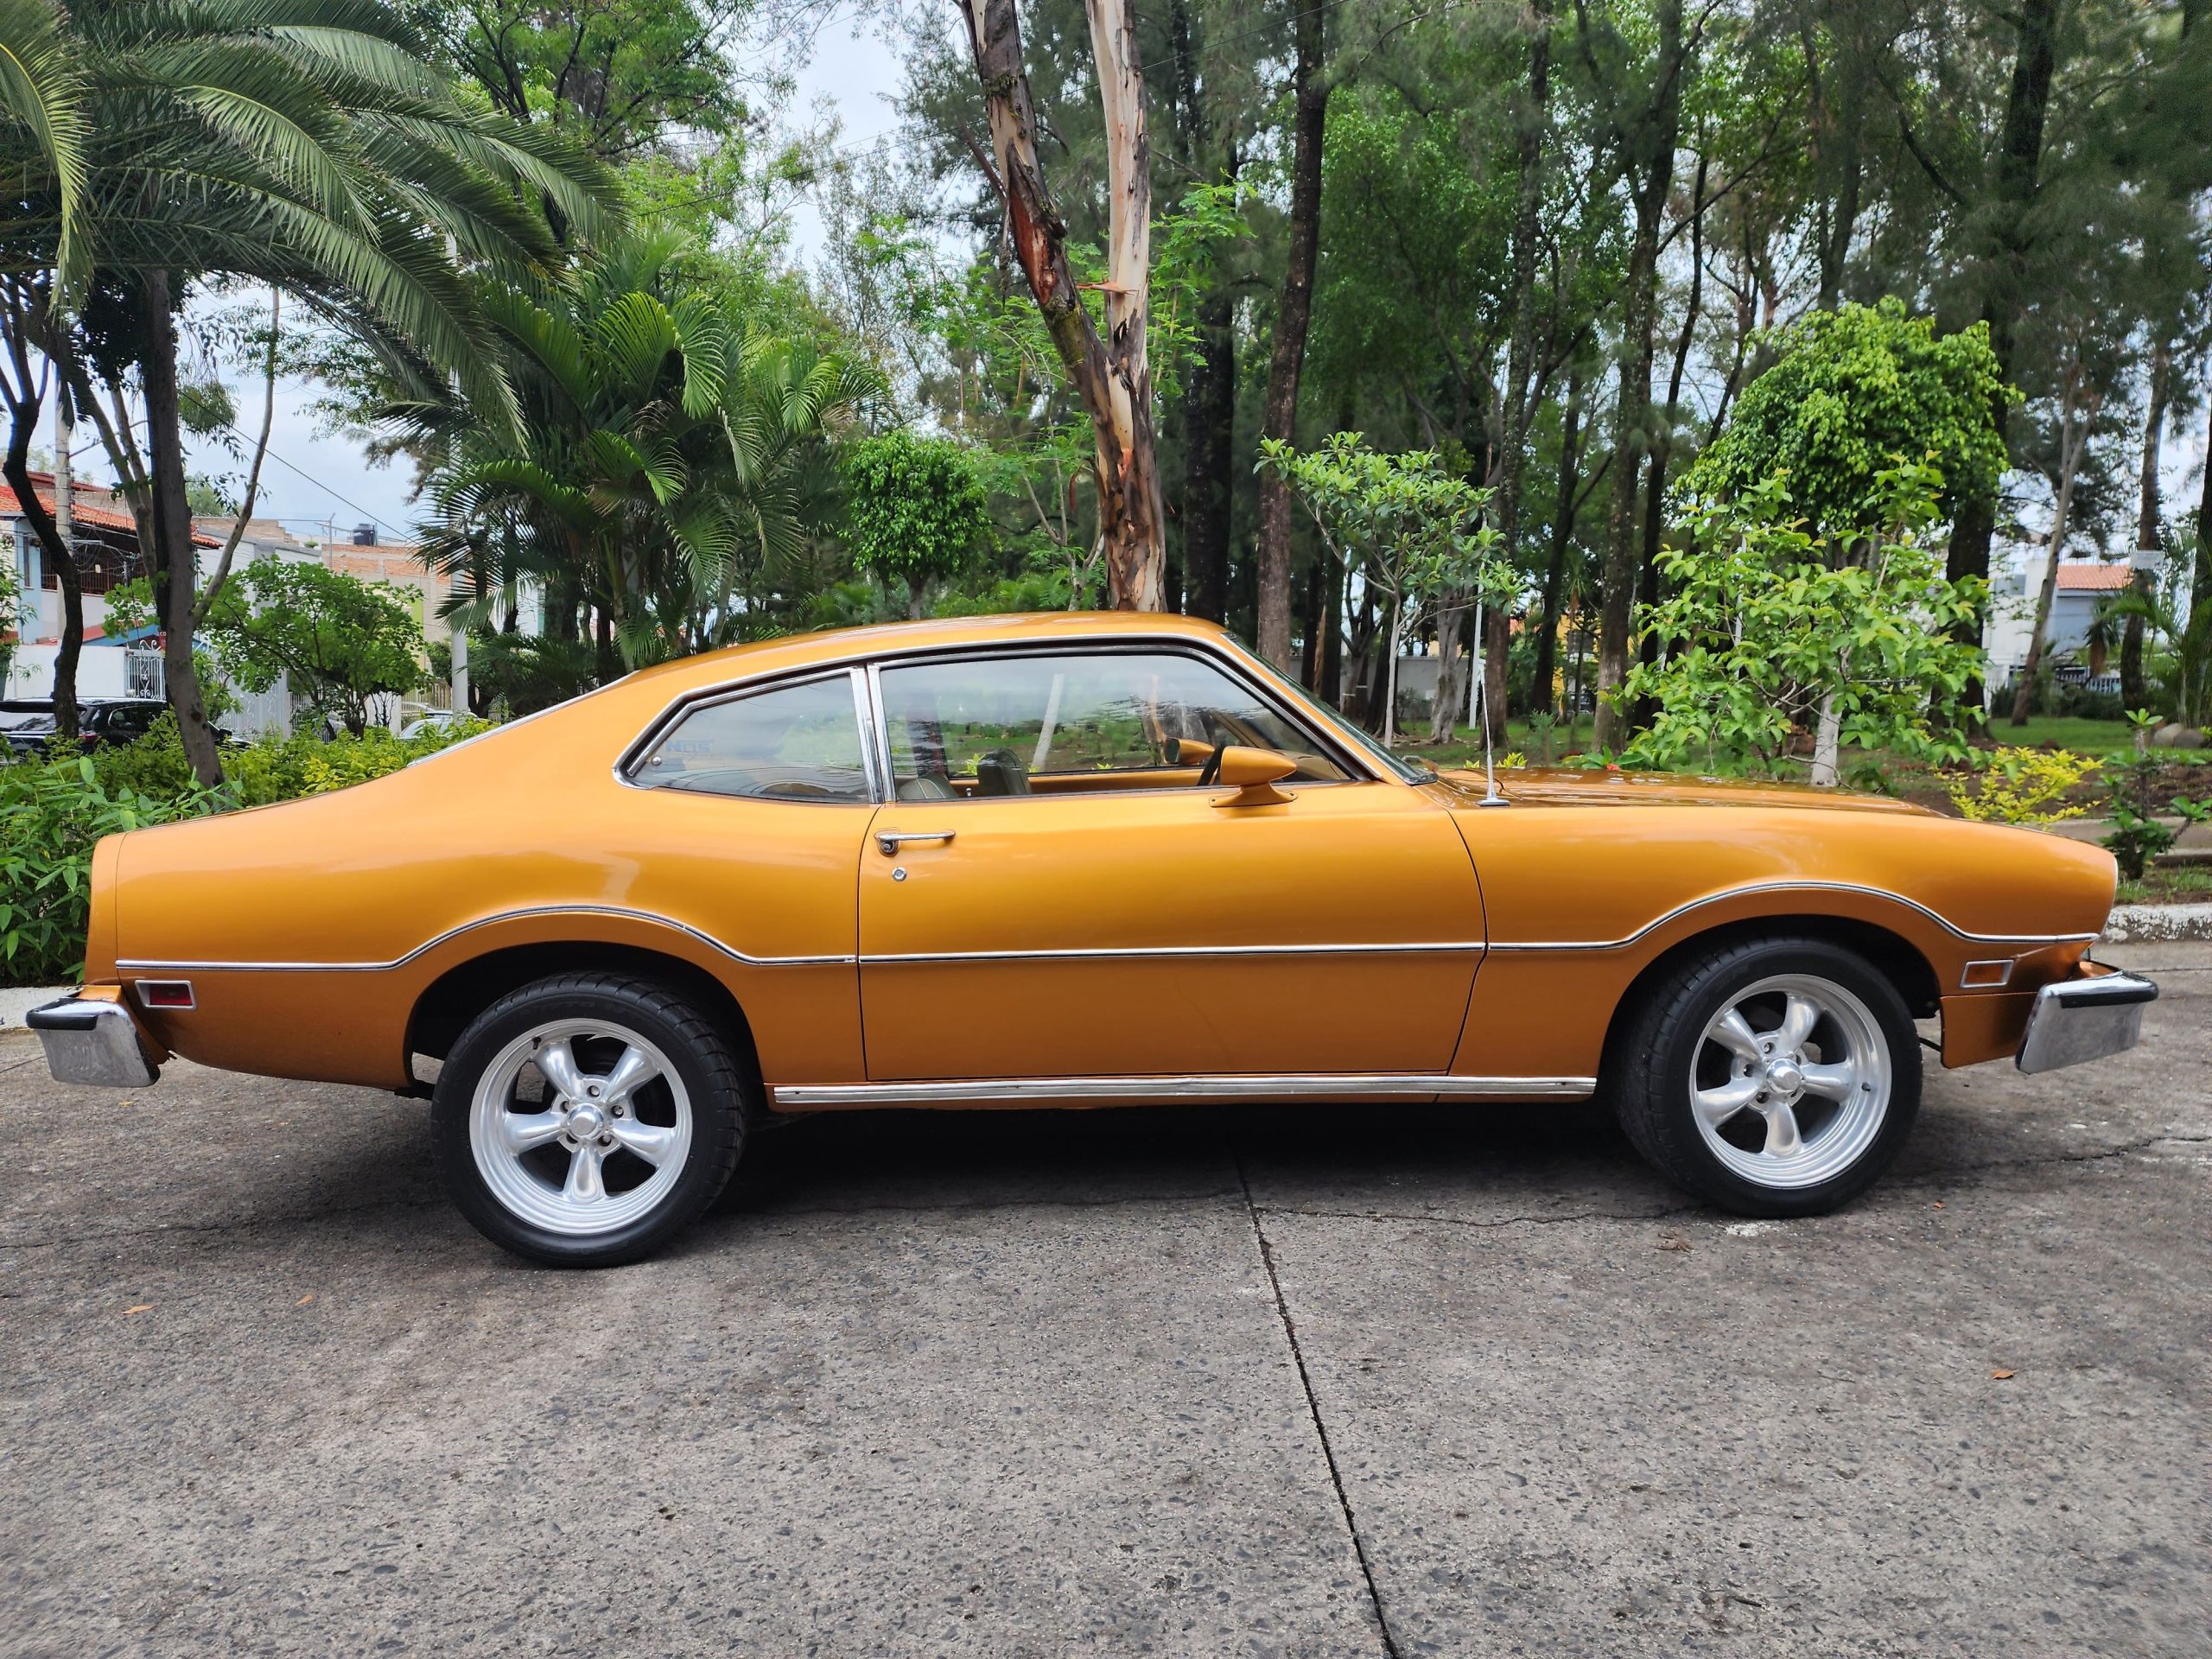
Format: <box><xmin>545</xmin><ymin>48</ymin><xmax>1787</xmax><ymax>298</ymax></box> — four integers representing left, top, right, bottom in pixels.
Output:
<box><xmin>2117</xmin><ymin>864</ymin><xmax>2212</xmax><ymax>906</ymax></box>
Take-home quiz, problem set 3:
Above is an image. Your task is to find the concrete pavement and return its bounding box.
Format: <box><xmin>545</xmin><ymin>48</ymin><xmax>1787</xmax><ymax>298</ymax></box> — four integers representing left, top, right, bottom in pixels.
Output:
<box><xmin>1</xmin><ymin>945</ymin><xmax>2205</xmax><ymax>1656</ymax></box>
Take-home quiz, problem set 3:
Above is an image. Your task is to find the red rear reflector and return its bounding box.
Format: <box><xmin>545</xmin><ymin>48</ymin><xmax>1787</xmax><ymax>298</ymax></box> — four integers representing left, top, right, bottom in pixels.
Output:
<box><xmin>139</xmin><ymin>981</ymin><xmax>194</xmax><ymax>1008</ymax></box>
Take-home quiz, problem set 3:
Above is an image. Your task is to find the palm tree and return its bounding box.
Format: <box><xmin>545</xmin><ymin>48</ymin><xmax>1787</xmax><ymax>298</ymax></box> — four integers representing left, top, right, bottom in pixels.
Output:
<box><xmin>418</xmin><ymin>228</ymin><xmax>881</xmax><ymax>673</ymax></box>
<box><xmin>0</xmin><ymin>0</ymin><xmax>613</xmax><ymax>782</ymax></box>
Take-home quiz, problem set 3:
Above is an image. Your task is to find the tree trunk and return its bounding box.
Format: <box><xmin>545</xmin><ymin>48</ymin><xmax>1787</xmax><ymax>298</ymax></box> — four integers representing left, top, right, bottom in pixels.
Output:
<box><xmin>1592</xmin><ymin>0</ymin><xmax>1684</xmax><ymax>755</ymax></box>
<box><xmin>1633</xmin><ymin>151</ymin><xmax>1707</xmax><ymax>730</ymax></box>
<box><xmin>1948</xmin><ymin>0</ymin><xmax>2060</xmax><ymax>712</ymax></box>
<box><xmin>1430</xmin><ymin>604</ymin><xmax>1466</xmax><ymax>743</ymax></box>
<box><xmin>2193</xmin><ymin>390</ymin><xmax>2212</xmax><ymax>692</ymax></box>
<box><xmin>1810</xmin><ymin>690</ymin><xmax>1842</xmax><ymax>786</ymax></box>
<box><xmin>140</xmin><ymin>270</ymin><xmax>224</xmax><ymax>786</ymax></box>
<box><xmin>1530</xmin><ymin>369</ymin><xmax>1584</xmax><ymax>715</ymax></box>
<box><xmin>1180</xmin><ymin>290</ymin><xmax>1235</xmax><ymax>621</ymax></box>
<box><xmin>959</xmin><ymin>0</ymin><xmax>1165</xmax><ymax>610</ymax></box>
<box><xmin>1252</xmin><ymin>0</ymin><xmax>1329</xmax><ymax>668</ymax></box>
<box><xmin>1167</xmin><ymin>0</ymin><xmax>1234</xmax><ymax>624</ymax></box>
<box><xmin>2122</xmin><ymin>340</ymin><xmax>2168</xmax><ymax>709</ymax></box>
<box><xmin>0</xmin><ymin>287</ymin><xmax>85</xmax><ymax>738</ymax></box>
<box><xmin>1476</xmin><ymin>0</ymin><xmax>1552</xmax><ymax>749</ymax></box>
<box><xmin>2010</xmin><ymin>372</ymin><xmax>2089</xmax><ymax>726</ymax></box>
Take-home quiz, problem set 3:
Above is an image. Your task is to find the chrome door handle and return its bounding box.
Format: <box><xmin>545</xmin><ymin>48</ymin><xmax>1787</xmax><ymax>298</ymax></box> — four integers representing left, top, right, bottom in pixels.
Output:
<box><xmin>876</xmin><ymin>830</ymin><xmax>957</xmax><ymax>856</ymax></box>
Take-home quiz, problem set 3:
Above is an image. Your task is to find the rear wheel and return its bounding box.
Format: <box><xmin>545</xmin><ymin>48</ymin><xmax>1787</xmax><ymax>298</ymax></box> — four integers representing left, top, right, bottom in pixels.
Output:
<box><xmin>1611</xmin><ymin>937</ymin><xmax>1920</xmax><ymax>1217</ymax></box>
<box><xmin>432</xmin><ymin>974</ymin><xmax>747</xmax><ymax>1266</ymax></box>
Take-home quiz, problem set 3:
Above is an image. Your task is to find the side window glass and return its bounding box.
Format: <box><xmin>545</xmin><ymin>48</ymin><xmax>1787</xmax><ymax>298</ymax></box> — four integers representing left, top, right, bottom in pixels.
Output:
<box><xmin>877</xmin><ymin>651</ymin><xmax>1349</xmax><ymax>798</ymax></box>
<box><xmin>631</xmin><ymin>675</ymin><xmax>869</xmax><ymax>802</ymax></box>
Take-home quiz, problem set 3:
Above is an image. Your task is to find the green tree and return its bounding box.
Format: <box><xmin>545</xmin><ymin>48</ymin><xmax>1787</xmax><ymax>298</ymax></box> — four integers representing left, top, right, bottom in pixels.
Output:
<box><xmin>416</xmin><ymin>227</ymin><xmax>881</xmax><ymax>670</ymax></box>
<box><xmin>1688</xmin><ymin>298</ymin><xmax>2010</xmax><ymax>539</ymax></box>
<box><xmin>1257</xmin><ymin>433</ymin><xmax>1509</xmax><ymax>746</ymax></box>
<box><xmin>842</xmin><ymin>431</ymin><xmax>992</xmax><ymax>618</ymax></box>
<box><xmin>1622</xmin><ymin>466</ymin><xmax>1986</xmax><ymax>778</ymax></box>
<box><xmin>200</xmin><ymin>562</ymin><xmax>429</xmax><ymax>737</ymax></box>
<box><xmin>0</xmin><ymin>0</ymin><xmax>611</xmax><ymax>788</ymax></box>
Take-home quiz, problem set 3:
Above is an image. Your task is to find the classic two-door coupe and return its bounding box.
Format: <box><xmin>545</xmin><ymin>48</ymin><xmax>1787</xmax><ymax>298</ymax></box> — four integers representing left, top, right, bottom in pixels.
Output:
<box><xmin>32</xmin><ymin>613</ymin><xmax>2157</xmax><ymax>1264</ymax></box>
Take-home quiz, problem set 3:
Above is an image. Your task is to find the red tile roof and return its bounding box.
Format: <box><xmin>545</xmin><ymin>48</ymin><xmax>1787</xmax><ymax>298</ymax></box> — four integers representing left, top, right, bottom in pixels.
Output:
<box><xmin>2055</xmin><ymin>561</ymin><xmax>2132</xmax><ymax>592</ymax></box>
<box><xmin>2</xmin><ymin>479</ymin><xmax>217</xmax><ymax>545</ymax></box>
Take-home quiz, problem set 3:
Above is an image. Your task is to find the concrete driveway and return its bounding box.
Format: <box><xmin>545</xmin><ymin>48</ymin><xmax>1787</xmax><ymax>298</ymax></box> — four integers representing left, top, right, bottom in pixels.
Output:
<box><xmin>3</xmin><ymin>945</ymin><xmax>2206</xmax><ymax>1658</ymax></box>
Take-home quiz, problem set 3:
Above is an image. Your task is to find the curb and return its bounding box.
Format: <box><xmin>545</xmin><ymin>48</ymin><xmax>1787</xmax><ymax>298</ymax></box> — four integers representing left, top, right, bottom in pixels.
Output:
<box><xmin>2101</xmin><ymin>904</ymin><xmax>2212</xmax><ymax>944</ymax></box>
<box><xmin>0</xmin><ymin>986</ymin><xmax>72</xmax><ymax>1030</ymax></box>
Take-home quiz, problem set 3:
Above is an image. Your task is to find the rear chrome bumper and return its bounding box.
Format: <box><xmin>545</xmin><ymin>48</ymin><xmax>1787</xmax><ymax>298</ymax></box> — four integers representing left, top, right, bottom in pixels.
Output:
<box><xmin>27</xmin><ymin>995</ymin><xmax>162</xmax><ymax>1088</ymax></box>
<box><xmin>2016</xmin><ymin>969</ymin><xmax>2158</xmax><ymax>1075</ymax></box>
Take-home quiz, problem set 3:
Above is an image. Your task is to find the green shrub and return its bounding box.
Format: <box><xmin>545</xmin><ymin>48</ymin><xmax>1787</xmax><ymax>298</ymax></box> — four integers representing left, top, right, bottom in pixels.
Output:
<box><xmin>1</xmin><ymin>757</ymin><xmax>206</xmax><ymax>984</ymax></box>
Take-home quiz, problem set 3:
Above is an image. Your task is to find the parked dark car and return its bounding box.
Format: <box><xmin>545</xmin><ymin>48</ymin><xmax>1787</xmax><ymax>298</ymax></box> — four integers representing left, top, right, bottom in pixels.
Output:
<box><xmin>0</xmin><ymin>698</ymin><xmax>217</xmax><ymax>756</ymax></box>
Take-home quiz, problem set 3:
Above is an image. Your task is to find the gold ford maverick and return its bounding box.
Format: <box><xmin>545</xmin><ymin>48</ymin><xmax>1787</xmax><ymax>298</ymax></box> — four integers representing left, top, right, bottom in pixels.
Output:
<box><xmin>31</xmin><ymin>613</ymin><xmax>2155</xmax><ymax>1264</ymax></box>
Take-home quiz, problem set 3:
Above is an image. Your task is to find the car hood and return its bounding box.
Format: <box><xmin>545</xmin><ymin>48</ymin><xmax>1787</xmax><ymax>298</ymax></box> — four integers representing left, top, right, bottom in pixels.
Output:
<box><xmin>1425</xmin><ymin>766</ymin><xmax>1937</xmax><ymax>816</ymax></box>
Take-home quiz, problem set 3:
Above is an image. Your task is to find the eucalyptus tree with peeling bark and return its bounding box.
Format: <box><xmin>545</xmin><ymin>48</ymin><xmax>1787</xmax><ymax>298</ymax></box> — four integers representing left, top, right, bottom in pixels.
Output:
<box><xmin>957</xmin><ymin>0</ymin><xmax>1166</xmax><ymax>610</ymax></box>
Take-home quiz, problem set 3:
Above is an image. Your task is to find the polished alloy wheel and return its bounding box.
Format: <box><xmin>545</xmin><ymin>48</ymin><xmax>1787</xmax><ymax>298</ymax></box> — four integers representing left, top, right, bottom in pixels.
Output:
<box><xmin>468</xmin><ymin>1018</ymin><xmax>694</xmax><ymax>1236</ymax></box>
<box><xmin>1688</xmin><ymin>972</ymin><xmax>1891</xmax><ymax>1190</ymax></box>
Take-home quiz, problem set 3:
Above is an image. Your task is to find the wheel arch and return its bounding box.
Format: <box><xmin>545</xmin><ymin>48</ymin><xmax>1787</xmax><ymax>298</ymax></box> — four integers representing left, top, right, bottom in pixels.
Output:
<box><xmin>1599</xmin><ymin>912</ymin><xmax>1941</xmax><ymax>1077</ymax></box>
<box><xmin>405</xmin><ymin>942</ymin><xmax>762</xmax><ymax>1098</ymax></box>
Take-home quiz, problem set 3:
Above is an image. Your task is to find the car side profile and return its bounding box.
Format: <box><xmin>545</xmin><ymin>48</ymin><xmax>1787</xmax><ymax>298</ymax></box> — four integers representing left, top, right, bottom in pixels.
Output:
<box><xmin>31</xmin><ymin>613</ymin><xmax>2156</xmax><ymax>1265</ymax></box>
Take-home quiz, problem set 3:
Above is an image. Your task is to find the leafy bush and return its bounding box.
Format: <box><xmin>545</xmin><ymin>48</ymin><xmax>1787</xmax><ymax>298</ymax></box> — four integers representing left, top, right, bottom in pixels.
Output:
<box><xmin>1948</xmin><ymin>747</ymin><xmax>2101</xmax><ymax>825</ymax></box>
<box><xmin>3</xmin><ymin>716</ymin><xmax>494</xmax><ymax>985</ymax></box>
<box><xmin>1</xmin><ymin>758</ymin><xmax>205</xmax><ymax>985</ymax></box>
<box><xmin>2097</xmin><ymin>739</ymin><xmax>2212</xmax><ymax>881</ymax></box>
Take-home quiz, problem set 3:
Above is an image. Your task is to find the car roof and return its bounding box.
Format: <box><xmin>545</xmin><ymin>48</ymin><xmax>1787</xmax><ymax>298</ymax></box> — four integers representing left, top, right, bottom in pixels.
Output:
<box><xmin>625</xmin><ymin>611</ymin><xmax>1240</xmax><ymax>695</ymax></box>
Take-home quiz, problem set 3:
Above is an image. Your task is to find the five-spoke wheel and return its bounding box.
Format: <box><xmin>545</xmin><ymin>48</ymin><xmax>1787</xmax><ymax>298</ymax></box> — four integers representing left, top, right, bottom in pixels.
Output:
<box><xmin>434</xmin><ymin>975</ymin><xmax>747</xmax><ymax>1266</ymax></box>
<box><xmin>1613</xmin><ymin>937</ymin><xmax>1919</xmax><ymax>1217</ymax></box>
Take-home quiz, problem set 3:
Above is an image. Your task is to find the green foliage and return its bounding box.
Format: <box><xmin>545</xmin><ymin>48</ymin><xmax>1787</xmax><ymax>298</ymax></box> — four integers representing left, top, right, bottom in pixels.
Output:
<box><xmin>0</xmin><ymin>540</ymin><xmax>18</xmax><ymax>687</ymax></box>
<box><xmin>1688</xmin><ymin>299</ymin><xmax>2012</xmax><ymax>535</ymax></box>
<box><xmin>416</xmin><ymin>225</ymin><xmax>883</xmax><ymax>670</ymax></box>
<box><xmin>1948</xmin><ymin>747</ymin><xmax>2101</xmax><ymax>824</ymax></box>
<box><xmin>841</xmin><ymin>430</ymin><xmax>991</xmax><ymax>614</ymax></box>
<box><xmin>196</xmin><ymin>562</ymin><xmax>428</xmax><ymax>737</ymax></box>
<box><xmin>1621</xmin><ymin>465</ymin><xmax>1987</xmax><ymax>777</ymax></box>
<box><xmin>1256</xmin><ymin>435</ymin><xmax>1509</xmax><ymax>619</ymax></box>
<box><xmin>2098</xmin><ymin>731</ymin><xmax>2212</xmax><ymax>881</ymax></box>
<box><xmin>0</xmin><ymin>755</ymin><xmax>202</xmax><ymax>984</ymax></box>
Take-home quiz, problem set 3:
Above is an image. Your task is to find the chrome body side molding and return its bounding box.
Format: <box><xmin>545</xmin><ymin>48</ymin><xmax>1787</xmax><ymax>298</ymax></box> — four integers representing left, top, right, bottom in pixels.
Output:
<box><xmin>118</xmin><ymin>905</ymin><xmax>858</xmax><ymax>975</ymax></box>
<box><xmin>772</xmin><ymin>1073</ymin><xmax>1598</xmax><ymax>1108</ymax></box>
<box><xmin>1481</xmin><ymin>880</ymin><xmax>2098</xmax><ymax>952</ymax></box>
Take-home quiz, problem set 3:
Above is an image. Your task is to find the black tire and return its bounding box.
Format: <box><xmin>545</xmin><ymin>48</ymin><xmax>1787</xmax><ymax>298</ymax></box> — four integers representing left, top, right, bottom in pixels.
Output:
<box><xmin>1609</xmin><ymin>935</ymin><xmax>1921</xmax><ymax>1217</ymax></box>
<box><xmin>432</xmin><ymin>973</ymin><xmax>748</xmax><ymax>1266</ymax></box>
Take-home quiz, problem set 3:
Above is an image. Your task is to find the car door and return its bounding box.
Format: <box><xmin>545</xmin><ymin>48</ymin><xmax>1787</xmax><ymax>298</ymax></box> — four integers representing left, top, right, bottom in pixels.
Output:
<box><xmin>856</xmin><ymin>644</ymin><xmax>1484</xmax><ymax>1082</ymax></box>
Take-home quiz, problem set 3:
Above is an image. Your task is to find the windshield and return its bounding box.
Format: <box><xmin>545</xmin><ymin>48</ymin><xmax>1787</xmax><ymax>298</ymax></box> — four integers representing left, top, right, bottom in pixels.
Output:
<box><xmin>1216</xmin><ymin>639</ymin><xmax>1429</xmax><ymax>784</ymax></box>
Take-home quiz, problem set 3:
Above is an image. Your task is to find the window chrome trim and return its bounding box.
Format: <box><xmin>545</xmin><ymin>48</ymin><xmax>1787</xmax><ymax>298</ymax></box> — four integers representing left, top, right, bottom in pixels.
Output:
<box><xmin>772</xmin><ymin>1073</ymin><xmax>1598</xmax><ymax>1108</ymax></box>
<box><xmin>862</xmin><ymin>638</ymin><xmax>1376</xmax><ymax>796</ymax></box>
<box><xmin>614</xmin><ymin>666</ymin><xmax>880</xmax><ymax>806</ymax></box>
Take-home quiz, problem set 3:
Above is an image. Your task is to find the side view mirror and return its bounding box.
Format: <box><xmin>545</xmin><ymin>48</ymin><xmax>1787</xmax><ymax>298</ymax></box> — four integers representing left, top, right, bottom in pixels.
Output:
<box><xmin>1169</xmin><ymin>735</ymin><xmax>1217</xmax><ymax>766</ymax></box>
<box><xmin>1211</xmin><ymin>745</ymin><xmax>1297</xmax><ymax>809</ymax></box>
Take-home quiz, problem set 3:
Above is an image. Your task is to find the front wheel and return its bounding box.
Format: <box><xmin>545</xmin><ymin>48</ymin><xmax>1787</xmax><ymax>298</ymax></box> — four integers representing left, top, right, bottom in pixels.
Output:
<box><xmin>432</xmin><ymin>974</ymin><xmax>747</xmax><ymax>1266</ymax></box>
<box><xmin>1611</xmin><ymin>937</ymin><xmax>1920</xmax><ymax>1217</ymax></box>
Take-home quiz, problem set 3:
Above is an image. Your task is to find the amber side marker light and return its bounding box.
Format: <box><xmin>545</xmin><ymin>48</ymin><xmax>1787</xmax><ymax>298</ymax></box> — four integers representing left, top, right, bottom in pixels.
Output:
<box><xmin>137</xmin><ymin>981</ymin><xmax>196</xmax><ymax>1010</ymax></box>
<box><xmin>1959</xmin><ymin>960</ymin><xmax>2016</xmax><ymax>989</ymax></box>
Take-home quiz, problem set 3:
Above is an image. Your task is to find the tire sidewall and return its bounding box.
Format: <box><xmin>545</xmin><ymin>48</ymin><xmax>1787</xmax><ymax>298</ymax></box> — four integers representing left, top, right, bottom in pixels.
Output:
<box><xmin>432</xmin><ymin>980</ymin><xmax>742</xmax><ymax>1267</ymax></box>
<box><xmin>1645</xmin><ymin>939</ymin><xmax>1921</xmax><ymax>1217</ymax></box>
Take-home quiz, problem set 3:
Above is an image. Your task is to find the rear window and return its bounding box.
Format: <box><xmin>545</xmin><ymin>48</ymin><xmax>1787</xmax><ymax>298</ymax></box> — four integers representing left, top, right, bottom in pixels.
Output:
<box><xmin>630</xmin><ymin>675</ymin><xmax>869</xmax><ymax>803</ymax></box>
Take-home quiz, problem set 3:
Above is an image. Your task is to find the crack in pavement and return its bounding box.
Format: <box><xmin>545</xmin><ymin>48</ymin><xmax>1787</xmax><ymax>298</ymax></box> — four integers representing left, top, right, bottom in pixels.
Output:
<box><xmin>1895</xmin><ymin>1132</ymin><xmax>2212</xmax><ymax>1185</ymax></box>
<box><xmin>1257</xmin><ymin>1201</ymin><xmax>1699</xmax><ymax>1230</ymax></box>
<box><xmin>1234</xmin><ymin>1145</ymin><xmax>1402</xmax><ymax>1659</ymax></box>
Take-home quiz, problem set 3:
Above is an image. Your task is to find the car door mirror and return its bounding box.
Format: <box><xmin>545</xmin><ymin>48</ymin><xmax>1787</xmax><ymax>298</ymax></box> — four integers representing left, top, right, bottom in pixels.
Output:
<box><xmin>1211</xmin><ymin>745</ymin><xmax>1297</xmax><ymax>809</ymax></box>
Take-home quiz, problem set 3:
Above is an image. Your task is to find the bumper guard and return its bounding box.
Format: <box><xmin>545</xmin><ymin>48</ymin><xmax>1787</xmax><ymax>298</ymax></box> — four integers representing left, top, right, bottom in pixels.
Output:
<box><xmin>27</xmin><ymin>995</ymin><xmax>162</xmax><ymax>1088</ymax></box>
<box><xmin>2016</xmin><ymin>969</ymin><xmax>2158</xmax><ymax>1076</ymax></box>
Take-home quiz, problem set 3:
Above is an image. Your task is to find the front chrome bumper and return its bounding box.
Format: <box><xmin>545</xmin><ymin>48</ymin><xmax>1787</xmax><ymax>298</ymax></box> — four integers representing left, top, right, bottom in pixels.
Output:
<box><xmin>27</xmin><ymin>995</ymin><xmax>162</xmax><ymax>1088</ymax></box>
<box><xmin>2016</xmin><ymin>970</ymin><xmax>2158</xmax><ymax>1075</ymax></box>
